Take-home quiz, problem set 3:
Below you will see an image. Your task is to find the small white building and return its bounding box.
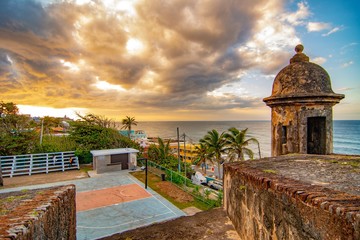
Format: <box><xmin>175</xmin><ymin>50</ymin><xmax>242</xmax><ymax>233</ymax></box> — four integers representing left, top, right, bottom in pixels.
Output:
<box><xmin>90</xmin><ymin>148</ymin><xmax>139</xmax><ymax>174</ymax></box>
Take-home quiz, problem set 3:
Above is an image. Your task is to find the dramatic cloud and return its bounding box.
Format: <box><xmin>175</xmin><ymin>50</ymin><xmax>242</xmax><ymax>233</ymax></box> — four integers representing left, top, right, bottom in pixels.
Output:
<box><xmin>0</xmin><ymin>0</ymin><xmax>307</xmax><ymax>119</ymax></box>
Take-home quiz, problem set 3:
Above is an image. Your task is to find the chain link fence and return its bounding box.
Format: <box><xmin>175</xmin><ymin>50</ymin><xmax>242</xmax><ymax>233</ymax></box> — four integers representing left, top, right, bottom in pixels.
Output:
<box><xmin>138</xmin><ymin>159</ymin><xmax>223</xmax><ymax>207</ymax></box>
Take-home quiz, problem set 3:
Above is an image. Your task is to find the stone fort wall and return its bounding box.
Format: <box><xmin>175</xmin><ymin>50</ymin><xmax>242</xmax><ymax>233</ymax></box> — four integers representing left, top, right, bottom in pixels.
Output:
<box><xmin>224</xmin><ymin>155</ymin><xmax>360</xmax><ymax>240</ymax></box>
<box><xmin>0</xmin><ymin>185</ymin><xmax>76</xmax><ymax>239</ymax></box>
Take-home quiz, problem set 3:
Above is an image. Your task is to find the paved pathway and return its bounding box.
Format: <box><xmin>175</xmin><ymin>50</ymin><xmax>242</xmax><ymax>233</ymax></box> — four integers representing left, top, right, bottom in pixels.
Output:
<box><xmin>0</xmin><ymin>170</ymin><xmax>185</xmax><ymax>240</ymax></box>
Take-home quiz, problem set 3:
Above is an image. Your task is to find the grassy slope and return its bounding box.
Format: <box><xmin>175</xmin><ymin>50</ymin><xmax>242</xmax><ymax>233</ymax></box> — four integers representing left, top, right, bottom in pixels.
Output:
<box><xmin>130</xmin><ymin>171</ymin><xmax>212</xmax><ymax>211</ymax></box>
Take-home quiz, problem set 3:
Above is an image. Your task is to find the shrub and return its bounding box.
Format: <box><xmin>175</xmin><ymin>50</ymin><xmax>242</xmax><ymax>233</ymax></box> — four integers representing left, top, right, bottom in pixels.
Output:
<box><xmin>75</xmin><ymin>147</ymin><xmax>93</xmax><ymax>164</ymax></box>
<box><xmin>34</xmin><ymin>135</ymin><xmax>77</xmax><ymax>153</ymax></box>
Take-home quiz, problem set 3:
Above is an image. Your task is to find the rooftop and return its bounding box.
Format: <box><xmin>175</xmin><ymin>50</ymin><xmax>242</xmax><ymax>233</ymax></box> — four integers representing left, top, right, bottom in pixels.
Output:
<box><xmin>90</xmin><ymin>148</ymin><xmax>139</xmax><ymax>156</ymax></box>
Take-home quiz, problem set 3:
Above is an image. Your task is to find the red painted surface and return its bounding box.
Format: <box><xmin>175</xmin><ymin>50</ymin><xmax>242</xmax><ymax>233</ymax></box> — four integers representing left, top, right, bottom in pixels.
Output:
<box><xmin>76</xmin><ymin>184</ymin><xmax>151</xmax><ymax>212</ymax></box>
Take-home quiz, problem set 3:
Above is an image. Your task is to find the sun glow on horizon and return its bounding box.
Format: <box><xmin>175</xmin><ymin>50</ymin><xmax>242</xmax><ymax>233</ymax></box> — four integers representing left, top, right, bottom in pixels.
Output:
<box><xmin>18</xmin><ymin>105</ymin><xmax>87</xmax><ymax>119</ymax></box>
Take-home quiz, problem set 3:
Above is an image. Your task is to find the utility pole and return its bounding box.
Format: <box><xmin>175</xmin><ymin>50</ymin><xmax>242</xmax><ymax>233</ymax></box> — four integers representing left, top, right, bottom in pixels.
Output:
<box><xmin>145</xmin><ymin>158</ymin><xmax>148</xmax><ymax>189</ymax></box>
<box><xmin>183</xmin><ymin>133</ymin><xmax>186</xmax><ymax>178</ymax></box>
<box><xmin>177</xmin><ymin>127</ymin><xmax>181</xmax><ymax>172</ymax></box>
<box><xmin>40</xmin><ymin>119</ymin><xmax>44</xmax><ymax>145</ymax></box>
<box><xmin>257</xmin><ymin>142</ymin><xmax>262</xmax><ymax>159</ymax></box>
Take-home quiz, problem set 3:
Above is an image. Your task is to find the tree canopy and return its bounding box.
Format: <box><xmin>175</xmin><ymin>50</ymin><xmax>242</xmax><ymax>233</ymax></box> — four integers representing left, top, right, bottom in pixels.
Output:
<box><xmin>121</xmin><ymin>116</ymin><xmax>138</xmax><ymax>138</ymax></box>
<box><xmin>197</xmin><ymin>127</ymin><xmax>260</xmax><ymax>179</ymax></box>
<box><xmin>224</xmin><ymin>127</ymin><xmax>259</xmax><ymax>161</ymax></box>
<box><xmin>0</xmin><ymin>101</ymin><xmax>19</xmax><ymax>116</ymax></box>
<box><xmin>69</xmin><ymin>118</ymin><xmax>140</xmax><ymax>163</ymax></box>
<box><xmin>75</xmin><ymin>112</ymin><xmax>116</xmax><ymax>128</ymax></box>
<box><xmin>200</xmin><ymin>129</ymin><xmax>227</xmax><ymax>179</ymax></box>
<box><xmin>0</xmin><ymin>101</ymin><xmax>36</xmax><ymax>155</ymax></box>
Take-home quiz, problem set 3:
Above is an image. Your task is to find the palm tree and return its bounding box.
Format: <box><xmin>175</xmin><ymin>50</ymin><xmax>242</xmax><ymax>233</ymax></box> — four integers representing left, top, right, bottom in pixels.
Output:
<box><xmin>147</xmin><ymin>137</ymin><xmax>172</xmax><ymax>164</ymax></box>
<box><xmin>193</xmin><ymin>142</ymin><xmax>210</xmax><ymax>175</ymax></box>
<box><xmin>76</xmin><ymin>112</ymin><xmax>115</xmax><ymax>128</ymax></box>
<box><xmin>200</xmin><ymin>129</ymin><xmax>227</xmax><ymax>179</ymax></box>
<box><xmin>121</xmin><ymin>116</ymin><xmax>138</xmax><ymax>138</ymax></box>
<box><xmin>224</xmin><ymin>127</ymin><xmax>259</xmax><ymax>161</ymax></box>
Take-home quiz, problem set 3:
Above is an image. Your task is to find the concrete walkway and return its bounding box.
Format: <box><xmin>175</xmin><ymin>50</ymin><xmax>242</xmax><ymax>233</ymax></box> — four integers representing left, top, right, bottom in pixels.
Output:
<box><xmin>0</xmin><ymin>170</ymin><xmax>185</xmax><ymax>240</ymax></box>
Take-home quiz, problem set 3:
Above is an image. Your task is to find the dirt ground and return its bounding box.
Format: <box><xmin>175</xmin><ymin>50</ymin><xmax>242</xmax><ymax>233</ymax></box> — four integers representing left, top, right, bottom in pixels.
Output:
<box><xmin>155</xmin><ymin>181</ymin><xmax>194</xmax><ymax>202</ymax></box>
<box><xmin>131</xmin><ymin>171</ymin><xmax>196</xmax><ymax>206</ymax></box>
<box><xmin>101</xmin><ymin>208</ymin><xmax>240</xmax><ymax>240</ymax></box>
<box><xmin>1</xmin><ymin>169</ymin><xmax>88</xmax><ymax>189</ymax></box>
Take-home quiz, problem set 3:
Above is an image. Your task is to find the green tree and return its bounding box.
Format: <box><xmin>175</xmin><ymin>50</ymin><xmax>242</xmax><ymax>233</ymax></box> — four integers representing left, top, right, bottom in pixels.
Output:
<box><xmin>34</xmin><ymin>135</ymin><xmax>77</xmax><ymax>153</ymax></box>
<box><xmin>224</xmin><ymin>127</ymin><xmax>259</xmax><ymax>161</ymax></box>
<box><xmin>147</xmin><ymin>137</ymin><xmax>172</xmax><ymax>164</ymax></box>
<box><xmin>193</xmin><ymin>142</ymin><xmax>211</xmax><ymax>175</ymax></box>
<box><xmin>200</xmin><ymin>129</ymin><xmax>227</xmax><ymax>179</ymax></box>
<box><xmin>69</xmin><ymin>121</ymin><xmax>139</xmax><ymax>163</ymax></box>
<box><xmin>0</xmin><ymin>131</ymin><xmax>37</xmax><ymax>155</ymax></box>
<box><xmin>147</xmin><ymin>137</ymin><xmax>188</xmax><ymax>172</ymax></box>
<box><xmin>42</xmin><ymin>116</ymin><xmax>61</xmax><ymax>134</ymax></box>
<box><xmin>0</xmin><ymin>101</ymin><xmax>19</xmax><ymax>116</ymax></box>
<box><xmin>0</xmin><ymin>102</ymin><xmax>37</xmax><ymax>155</ymax></box>
<box><xmin>75</xmin><ymin>112</ymin><xmax>115</xmax><ymax>128</ymax></box>
<box><xmin>121</xmin><ymin>116</ymin><xmax>138</xmax><ymax>138</ymax></box>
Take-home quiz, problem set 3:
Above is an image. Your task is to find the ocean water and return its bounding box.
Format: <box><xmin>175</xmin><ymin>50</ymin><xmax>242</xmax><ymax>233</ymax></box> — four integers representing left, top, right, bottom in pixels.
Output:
<box><xmin>133</xmin><ymin>120</ymin><xmax>360</xmax><ymax>157</ymax></box>
<box><xmin>333</xmin><ymin>120</ymin><xmax>360</xmax><ymax>155</ymax></box>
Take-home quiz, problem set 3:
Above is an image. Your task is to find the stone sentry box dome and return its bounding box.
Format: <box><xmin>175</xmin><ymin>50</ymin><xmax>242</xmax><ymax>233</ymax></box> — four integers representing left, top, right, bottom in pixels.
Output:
<box><xmin>263</xmin><ymin>45</ymin><xmax>344</xmax><ymax>156</ymax></box>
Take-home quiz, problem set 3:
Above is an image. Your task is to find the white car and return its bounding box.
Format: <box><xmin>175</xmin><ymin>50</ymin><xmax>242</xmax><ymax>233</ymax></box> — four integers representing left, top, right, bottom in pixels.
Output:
<box><xmin>191</xmin><ymin>171</ymin><xmax>207</xmax><ymax>186</ymax></box>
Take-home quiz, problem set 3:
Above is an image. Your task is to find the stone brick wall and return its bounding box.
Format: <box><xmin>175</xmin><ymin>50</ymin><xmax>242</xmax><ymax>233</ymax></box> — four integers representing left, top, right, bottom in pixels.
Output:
<box><xmin>0</xmin><ymin>185</ymin><xmax>76</xmax><ymax>239</ymax></box>
<box><xmin>270</xmin><ymin>104</ymin><xmax>334</xmax><ymax>156</ymax></box>
<box><xmin>224</xmin><ymin>156</ymin><xmax>360</xmax><ymax>240</ymax></box>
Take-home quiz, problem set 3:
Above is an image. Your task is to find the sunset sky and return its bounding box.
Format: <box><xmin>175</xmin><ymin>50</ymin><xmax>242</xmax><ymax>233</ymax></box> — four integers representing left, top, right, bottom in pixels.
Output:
<box><xmin>0</xmin><ymin>0</ymin><xmax>359</xmax><ymax>121</ymax></box>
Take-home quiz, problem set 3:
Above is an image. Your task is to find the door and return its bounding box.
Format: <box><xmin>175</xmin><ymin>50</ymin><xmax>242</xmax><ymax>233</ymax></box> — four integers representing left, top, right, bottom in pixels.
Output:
<box><xmin>307</xmin><ymin>117</ymin><xmax>326</xmax><ymax>154</ymax></box>
<box><xmin>111</xmin><ymin>154</ymin><xmax>129</xmax><ymax>169</ymax></box>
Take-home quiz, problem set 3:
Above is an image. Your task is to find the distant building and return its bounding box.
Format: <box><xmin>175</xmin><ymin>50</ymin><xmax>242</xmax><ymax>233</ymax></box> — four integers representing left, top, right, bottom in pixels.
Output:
<box><xmin>119</xmin><ymin>130</ymin><xmax>147</xmax><ymax>140</ymax></box>
<box><xmin>171</xmin><ymin>143</ymin><xmax>199</xmax><ymax>163</ymax></box>
<box><xmin>32</xmin><ymin>116</ymin><xmax>41</xmax><ymax>122</ymax></box>
<box><xmin>263</xmin><ymin>45</ymin><xmax>344</xmax><ymax>156</ymax></box>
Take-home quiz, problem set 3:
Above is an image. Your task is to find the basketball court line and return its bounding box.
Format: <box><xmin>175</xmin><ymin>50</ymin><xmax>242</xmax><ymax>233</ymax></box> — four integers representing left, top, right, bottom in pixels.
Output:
<box><xmin>77</xmin><ymin>212</ymin><xmax>173</xmax><ymax>229</ymax></box>
<box><xmin>76</xmin><ymin>173</ymin><xmax>184</xmax><ymax>239</ymax></box>
<box><xmin>126</xmin><ymin>175</ymin><xmax>179</xmax><ymax>217</ymax></box>
<box><xmin>76</xmin><ymin>183</ymin><xmax>151</xmax><ymax>212</ymax></box>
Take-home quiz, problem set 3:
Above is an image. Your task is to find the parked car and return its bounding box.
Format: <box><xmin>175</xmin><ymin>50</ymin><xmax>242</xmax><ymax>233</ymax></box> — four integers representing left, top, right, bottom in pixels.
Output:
<box><xmin>191</xmin><ymin>171</ymin><xmax>207</xmax><ymax>186</ymax></box>
<box><xmin>208</xmin><ymin>180</ymin><xmax>223</xmax><ymax>191</ymax></box>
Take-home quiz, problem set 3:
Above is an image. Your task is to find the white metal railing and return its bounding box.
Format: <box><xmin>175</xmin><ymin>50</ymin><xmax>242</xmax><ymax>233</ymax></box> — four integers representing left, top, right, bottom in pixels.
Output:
<box><xmin>0</xmin><ymin>151</ymin><xmax>80</xmax><ymax>177</ymax></box>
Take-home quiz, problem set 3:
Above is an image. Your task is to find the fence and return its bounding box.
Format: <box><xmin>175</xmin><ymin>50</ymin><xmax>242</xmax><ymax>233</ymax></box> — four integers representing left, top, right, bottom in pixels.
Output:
<box><xmin>0</xmin><ymin>151</ymin><xmax>80</xmax><ymax>178</ymax></box>
<box><xmin>138</xmin><ymin>159</ymin><xmax>223</xmax><ymax>207</ymax></box>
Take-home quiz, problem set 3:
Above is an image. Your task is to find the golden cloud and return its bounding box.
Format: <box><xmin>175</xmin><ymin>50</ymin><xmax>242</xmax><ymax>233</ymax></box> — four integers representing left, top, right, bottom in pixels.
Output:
<box><xmin>0</xmin><ymin>0</ymin><xmax>305</xmax><ymax>119</ymax></box>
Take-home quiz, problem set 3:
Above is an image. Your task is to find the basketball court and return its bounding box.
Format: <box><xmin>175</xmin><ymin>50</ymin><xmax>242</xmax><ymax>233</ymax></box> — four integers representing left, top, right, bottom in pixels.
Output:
<box><xmin>75</xmin><ymin>171</ymin><xmax>185</xmax><ymax>240</ymax></box>
<box><xmin>0</xmin><ymin>170</ymin><xmax>185</xmax><ymax>240</ymax></box>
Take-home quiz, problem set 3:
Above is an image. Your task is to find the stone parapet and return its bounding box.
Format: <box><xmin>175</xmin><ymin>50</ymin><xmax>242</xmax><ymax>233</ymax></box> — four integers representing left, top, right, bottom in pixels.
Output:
<box><xmin>0</xmin><ymin>185</ymin><xmax>76</xmax><ymax>239</ymax></box>
<box><xmin>224</xmin><ymin>154</ymin><xmax>360</xmax><ymax>240</ymax></box>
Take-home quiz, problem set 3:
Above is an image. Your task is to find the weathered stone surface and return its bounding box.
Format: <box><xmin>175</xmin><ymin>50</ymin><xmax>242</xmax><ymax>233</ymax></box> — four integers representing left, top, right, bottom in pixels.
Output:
<box><xmin>0</xmin><ymin>185</ymin><xmax>76</xmax><ymax>240</ymax></box>
<box><xmin>270</xmin><ymin>61</ymin><xmax>336</xmax><ymax>97</ymax></box>
<box><xmin>224</xmin><ymin>155</ymin><xmax>360</xmax><ymax>240</ymax></box>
